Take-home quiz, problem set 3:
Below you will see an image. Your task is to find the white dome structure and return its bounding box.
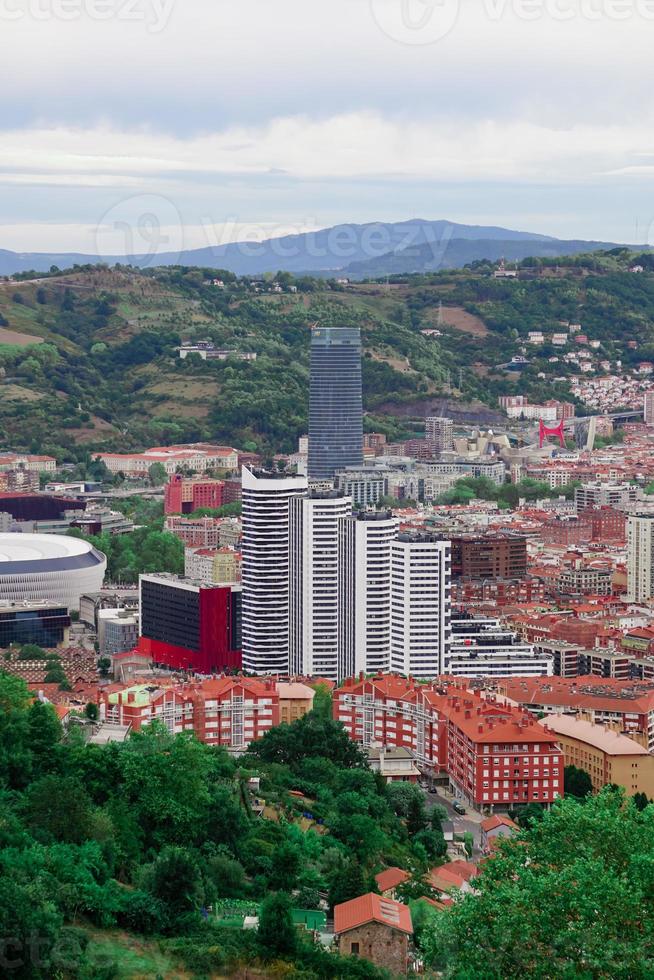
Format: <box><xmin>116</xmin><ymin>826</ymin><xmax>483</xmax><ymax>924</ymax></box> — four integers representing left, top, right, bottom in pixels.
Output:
<box><xmin>0</xmin><ymin>533</ymin><xmax>106</xmax><ymax>610</ymax></box>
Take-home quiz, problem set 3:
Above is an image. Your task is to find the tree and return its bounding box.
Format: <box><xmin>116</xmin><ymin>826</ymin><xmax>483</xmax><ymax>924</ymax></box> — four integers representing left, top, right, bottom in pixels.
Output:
<box><xmin>97</xmin><ymin>657</ymin><xmax>111</xmax><ymax>678</ymax></box>
<box><xmin>0</xmin><ymin>878</ymin><xmax>62</xmax><ymax>979</ymax></box>
<box><xmin>149</xmin><ymin>846</ymin><xmax>204</xmax><ymax>922</ymax></box>
<box><xmin>21</xmin><ymin>775</ymin><xmax>94</xmax><ymax>844</ymax></box>
<box><xmin>258</xmin><ymin>892</ymin><xmax>296</xmax><ymax>957</ymax></box>
<box><xmin>269</xmin><ymin>840</ymin><xmax>301</xmax><ymax>892</ymax></box>
<box><xmin>564</xmin><ymin>764</ymin><xmax>593</xmax><ymax>799</ymax></box>
<box><xmin>420</xmin><ymin>790</ymin><xmax>654</xmax><ymax>978</ymax></box>
<box><xmin>148</xmin><ymin>462</ymin><xmax>167</xmax><ymax>486</ymax></box>
<box><xmin>633</xmin><ymin>791</ymin><xmax>650</xmax><ymax>811</ymax></box>
<box><xmin>85</xmin><ymin>703</ymin><xmax>99</xmax><ymax>722</ymax></box>
<box><xmin>406</xmin><ymin>793</ymin><xmax>428</xmax><ymax>836</ymax></box>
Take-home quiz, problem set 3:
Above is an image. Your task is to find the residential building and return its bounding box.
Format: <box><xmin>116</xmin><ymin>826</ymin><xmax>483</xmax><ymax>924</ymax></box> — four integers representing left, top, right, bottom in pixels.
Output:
<box><xmin>307</xmin><ymin>324</ymin><xmax>363</xmax><ymax>480</ymax></box>
<box><xmin>543</xmin><ymin>714</ymin><xmax>654</xmax><ymax>797</ymax></box>
<box><xmin>645</xmin><ymin>390</ymin><xmax>654</xmax><ymax>425</ymax></box>
<box><xmin>138</xmin><ymin>573</ymin><xmax>242</xmax><ymax>673</ymax></box>
<box><xmin>334</xmin><ymin>675</ymin><xmax>563</xmax><ymax>809</ymax></box>
<box><xmin>340</xmin><ymin>510</ymin><xmax>399</xmax><ymax>676</ymax></box>
<box><xmin>628</xmin><ymin>512</ymin><xmax>654</xmax><ymax>601</ymax></box>
<box><xmin>374</xmin><ymin>868</ymin><xmax>411</xmax><ymax>900</ymax></box>
<box><xmin>335</xmin><ymin>466</ymin><xmax>388</xmax><ymax>507</ymax></box>
<box><xmin>100</xmin><ymin>675</ymin><xmax>279</xmax><ymax>751</ymax></box>
<box><xmin>557</xmin><ymin>565</ymin><xmax>612</xmax><ymax>597</ymax></box>
<box><xmin>334</xmin><ymin>894</ymin><xmax>413</xmax><ymax>975</ymax></box>
<box><xmin>102</xmin><ymin>610</ymin><xmax>139</xmax><ymax>657</ymax></box>
<box><xmin>496</xmin><ymin>676</ymin><xmax>654</xmax><ymax>751</ymax></box>
<box><xmin>575</xmin><ymin>482</ymin><xmax>642</xmax><ymax>511</ymax></box>
<box><xmin>445</xmin><ymin>616</ymin><xmax>553</xmax><ymax>678</ymax></box>
<box><xmin>241</xmin><ymin>468</ymin><xmax>307</xmax><ymax>674</ymax></box>
<box><xmin>480</xmin><ymin>814</ymin><xmax>519</xmax><ymax>853</ymax></box>
<box><xmin>450</xmin><ymin>534</ymin><xmax>527</xmax><ymax>580</ymax></box>
<box><xmin>164</xmin><ymin>515</ymin><xmax>228</xmax><ymax>547</ymax></box>
<box><xmin>289</xmin><ymin>490</ymin><xmax>352</xmax><ymax>680</ymax></box>
<box><xmin>277</xmin><ymin>681</ymin><xmax>315</xmax><ymax>724</ymax></box>
<box><xmin>390</xmin><ymin>533</ymin><xmax>451</xmax><ymax>677</ymax></box>
<box><xmin>184</xmin><ymin>546</ymin><xmax>241</xmax><ymax>584</ymax></box>
<box><xmin>425</xmin><ymin>416</ymin><xmax>454</xmax><ymax>452</ymax></box>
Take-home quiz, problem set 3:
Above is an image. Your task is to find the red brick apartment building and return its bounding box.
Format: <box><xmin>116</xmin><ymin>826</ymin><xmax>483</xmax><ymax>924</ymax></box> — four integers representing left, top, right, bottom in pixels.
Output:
<box><xmin>334</xmin><ymin>675</ymin><xmax>562</xmax><ymax>810</ymax></box>
<box><xmin>100</xmin><ymin>676</ymin><xmax>279</xmax><ymax>750</ymax></box>
<box><xmin>450</xmin><ymin>534</ymin><xmax>527</xmax><ymax>580</ymax></box>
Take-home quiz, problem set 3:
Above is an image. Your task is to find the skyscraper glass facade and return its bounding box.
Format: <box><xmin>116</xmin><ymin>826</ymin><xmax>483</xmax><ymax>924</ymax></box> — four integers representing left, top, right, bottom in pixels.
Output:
<box><xmin>308</xmin><ymin>325</ymin><xmax>363</xmax><ymax>480</ymax></box>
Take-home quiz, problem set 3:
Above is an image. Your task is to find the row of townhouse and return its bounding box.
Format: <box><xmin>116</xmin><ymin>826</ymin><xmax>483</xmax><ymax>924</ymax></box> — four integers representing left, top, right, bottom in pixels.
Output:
<box><xmin>334</xmin><ymin>674</ymin><xmax>563</xmax><ymax>811</ymax></box>
<box><xmin>99</xmin><ymin>676</ymin><xmax>312</xmax><ymax>750</ymax></box>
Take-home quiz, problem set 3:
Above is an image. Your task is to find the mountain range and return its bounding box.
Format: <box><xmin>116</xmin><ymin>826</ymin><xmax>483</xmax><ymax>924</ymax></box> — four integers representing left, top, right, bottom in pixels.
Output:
<box><xmin>0</xmin><ymin>219</ymin><xmax>637</xmax><ymax>278</ymax></box>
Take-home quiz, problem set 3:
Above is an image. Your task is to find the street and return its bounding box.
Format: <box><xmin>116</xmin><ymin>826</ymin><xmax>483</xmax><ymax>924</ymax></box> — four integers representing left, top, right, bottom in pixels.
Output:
<box><xmin>424</xmin><ymin>786</ymin><xmax>484</xmax><ymax>852</ymax></box>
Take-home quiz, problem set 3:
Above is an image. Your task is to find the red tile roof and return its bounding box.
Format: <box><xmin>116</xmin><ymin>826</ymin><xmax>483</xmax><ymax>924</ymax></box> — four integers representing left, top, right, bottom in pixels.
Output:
<box><xmin>374</xmin><ymin>867</ymin><xmax>411</xmax><ymax>893</ymax></box>
<box><xmin>334</xmin><ymin>893</ymin><xmax>413</xmax><ymax>936</ymax></box>
<box><xmin>481</xmin><ymin>814</ymin><xmax>519</xmax><ymax>833</ymax></box>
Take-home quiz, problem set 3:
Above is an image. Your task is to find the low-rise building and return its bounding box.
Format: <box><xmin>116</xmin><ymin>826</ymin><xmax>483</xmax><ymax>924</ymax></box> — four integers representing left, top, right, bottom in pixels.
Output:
<box><xmin>543</xmin><ymin>713</ymin><xmax>654</xmax><ymax>797</ymax></box>
<box><xmin>100</xmin><ymin>675</ymin><xmax>279</xmax><ymax>752</ymax></box>
<box><xmin>334</xmin><ymin>894</ymin><xmax>413</xmax><ymax>974</ymax></box>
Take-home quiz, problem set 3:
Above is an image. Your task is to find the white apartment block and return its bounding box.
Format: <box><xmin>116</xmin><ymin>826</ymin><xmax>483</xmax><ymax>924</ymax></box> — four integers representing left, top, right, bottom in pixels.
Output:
<box><xmin>341</xmin><ymin>511</ymin><xmax>399</xmax><ymax>678</ymax></box>
<box><xmin>575</xmin><ymin>482</ymin><xmax>642</xmax><ymax>512</ymax></box>
<box><xmin>289</xmin><ymin>490</ymin><xmax>352</xmax><ymax>680</ymax></box>
<box><xmin>627</xmin><ymin>512</ymin><xmax>654</xmax><ymax>602</ymax></box>
<box><xmin>445</xmin><ymin>617</ymin><xmax>553</xmax><ymax>678</ymax></box>
<box><xmin>241</xmin><ymin>467</ymin><xmax>307</xmax><ymax>673</ymax></box>
<box><xmin>390</xmin><ymin>534</ymin><xmax>451</xmax><ymax>678</ymax></box>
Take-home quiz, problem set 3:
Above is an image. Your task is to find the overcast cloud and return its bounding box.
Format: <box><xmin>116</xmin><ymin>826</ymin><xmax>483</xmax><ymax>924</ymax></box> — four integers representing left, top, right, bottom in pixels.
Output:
<box><xmin>2</xmin><ymin>0</ymin><xmax>654</xmax><ymax>251</ymax></box>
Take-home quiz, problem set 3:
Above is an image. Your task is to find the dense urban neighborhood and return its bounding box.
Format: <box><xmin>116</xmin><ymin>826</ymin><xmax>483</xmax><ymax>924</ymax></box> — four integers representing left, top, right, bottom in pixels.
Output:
<box><xmin>2</xmin><ymin>256</ymin><xmax>654</xmax><ymax>975</ymax></box>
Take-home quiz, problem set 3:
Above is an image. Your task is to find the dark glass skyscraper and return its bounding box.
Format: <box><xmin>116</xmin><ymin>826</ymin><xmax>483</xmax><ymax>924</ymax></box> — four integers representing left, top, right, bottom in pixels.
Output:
<box><xmin>308</xmin><ymin>325</ymin><xmax>363</xmax><ymax>480</ymax></box>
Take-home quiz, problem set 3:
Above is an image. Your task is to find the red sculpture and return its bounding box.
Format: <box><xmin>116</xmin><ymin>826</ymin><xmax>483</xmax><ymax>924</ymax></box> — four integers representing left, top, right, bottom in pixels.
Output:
<box><xmin>539</xmin><ymin>418</ymin><xmax>565</xmax><ymax>448</ymax></box>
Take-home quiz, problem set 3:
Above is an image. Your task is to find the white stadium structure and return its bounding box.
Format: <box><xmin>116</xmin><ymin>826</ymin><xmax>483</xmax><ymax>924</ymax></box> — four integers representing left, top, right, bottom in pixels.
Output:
<box><xmin>0</xmin><ymin>534</ymin><xmax>106</xmax><ymax>610</ymax></box>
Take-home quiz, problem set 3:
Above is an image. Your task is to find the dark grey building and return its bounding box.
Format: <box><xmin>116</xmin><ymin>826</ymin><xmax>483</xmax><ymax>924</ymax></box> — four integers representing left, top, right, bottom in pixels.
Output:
<box><xmin>308</xmin><ymin>325</ymin><xmax>363</xmax><ymax>480</ymax></box>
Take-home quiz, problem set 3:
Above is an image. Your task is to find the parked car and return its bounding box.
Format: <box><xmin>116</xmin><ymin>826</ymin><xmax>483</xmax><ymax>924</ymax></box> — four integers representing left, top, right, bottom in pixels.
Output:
<box><xmin>453</xmin><ymin>801</ymin><xmax>466</xmax><ymax>815</ymax></box>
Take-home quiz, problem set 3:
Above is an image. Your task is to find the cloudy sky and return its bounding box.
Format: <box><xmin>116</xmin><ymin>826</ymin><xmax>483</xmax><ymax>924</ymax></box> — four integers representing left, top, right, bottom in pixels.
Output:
<box><xmin>3</xmin><ymin>0</ymin><xmax>654</xmax><ymax>253</ymax></box>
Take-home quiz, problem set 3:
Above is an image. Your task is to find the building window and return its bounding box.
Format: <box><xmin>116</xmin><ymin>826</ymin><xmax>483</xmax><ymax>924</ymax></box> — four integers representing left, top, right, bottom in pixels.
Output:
<box><xmin>351</xmin><ymin>942</ymin><xmax>360</xmax><ymax>955</ymax></box>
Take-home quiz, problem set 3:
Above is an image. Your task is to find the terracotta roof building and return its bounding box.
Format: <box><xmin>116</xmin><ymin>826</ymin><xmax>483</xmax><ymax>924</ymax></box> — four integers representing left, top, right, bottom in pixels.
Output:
<box><xmin>334</xmin><ymin>893</ymin><xmax>413</xmax><ymax>974</ymax></box>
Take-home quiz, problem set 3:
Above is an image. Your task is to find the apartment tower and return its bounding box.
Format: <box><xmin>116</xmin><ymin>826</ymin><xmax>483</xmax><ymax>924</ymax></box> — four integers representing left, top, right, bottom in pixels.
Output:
<box><xmin>241</xmin><ymin>467</ymin><xmax>307</xmax><ymax>673</ymax></box>
<box><xmin>390</xmin><ymin>533</ymin><xmax>452</xmax><ymax>677</ymax></box>
<box><xmin>289</xmin><ymin>489</ymin><xmax>353</xmax><ymax>680</ymax></box>
<box><xmin>425</xmin><ymin>416</ymin><xmax>454</xmax><ymax>452</ymax></box>
<box><xmin>340</xmin><ymin>510</ymin><xmax>399</xmax><ymax>677</ymax></box>
<box><xmin>627</xmin><ymin>512</ymin><xmax>654</xmax><ymax>602</ymax></box>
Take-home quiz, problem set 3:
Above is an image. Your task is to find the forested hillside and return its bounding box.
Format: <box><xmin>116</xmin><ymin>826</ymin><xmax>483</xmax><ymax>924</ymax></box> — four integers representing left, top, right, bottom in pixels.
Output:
<box><xmin>1</xmin><ymin>250</ymin><xmax>654</xmax><ymax>460</ymax></box>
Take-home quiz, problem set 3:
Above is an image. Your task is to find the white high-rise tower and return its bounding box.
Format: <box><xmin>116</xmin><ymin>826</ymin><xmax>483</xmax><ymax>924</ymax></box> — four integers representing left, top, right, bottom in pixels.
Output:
<box><xmin>390</xmin><ymin>533</ymin><xmax>451</xmax><ymax>678</ymax></box>
<box><xmin>289</xmin><ymin>490</ymin><xmax>352</xmax><ymax>680</ymax></box>
<box><xmin>341</xmin><ymin>510</ymin><xmax>399</xmax><ymax>677</ymax></box>
<box><xmin>627</xmin><ymin>512</ymin><xmax>654</xmax><ymax>602</ymax></box>
<box><xmin>241</xmin><ymin>467</ymin><xmax>307</xmax><ymax>673</ymax></box>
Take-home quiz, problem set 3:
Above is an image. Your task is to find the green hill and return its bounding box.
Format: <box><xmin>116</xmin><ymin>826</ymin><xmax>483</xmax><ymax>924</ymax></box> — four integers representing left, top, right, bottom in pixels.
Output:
<box><xmin>1</xmin><ymin>251</ymin><xmax>654</xmax><ymax>461</ymax></box>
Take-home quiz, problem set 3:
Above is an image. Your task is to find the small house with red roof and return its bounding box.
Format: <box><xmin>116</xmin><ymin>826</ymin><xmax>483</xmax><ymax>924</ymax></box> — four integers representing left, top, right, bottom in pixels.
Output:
<box><xmin>374</xmin><ymin>867</ymin><xmax>410</xmax><ymax>899</ymax></box>
<box><xmin>334</xmin><ymin>893</ymin><xmax>413</xmax><ymax>974</ymax></box>
<box><xmin>480</xmin><ymin>814</ymin><xmax>519</xmax><ymax>853</ymax></box>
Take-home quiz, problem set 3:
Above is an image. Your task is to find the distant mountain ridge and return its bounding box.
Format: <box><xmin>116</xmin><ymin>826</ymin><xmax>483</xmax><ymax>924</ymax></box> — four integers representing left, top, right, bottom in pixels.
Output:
<box><xmin>0</xmin><ymin>218</ymin><xmax>634</xmax><ymax>278</ymax></box>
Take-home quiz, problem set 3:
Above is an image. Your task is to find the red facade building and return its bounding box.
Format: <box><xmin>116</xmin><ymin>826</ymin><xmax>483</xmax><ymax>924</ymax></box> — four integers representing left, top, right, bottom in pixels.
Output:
<box><xmin>100</xmin><ymin>675</ymin><xmax>278</xmax><ymax>749</ymax></box>
<box><xmin>164</xmin><ymin>474</ymin><xmax>225</xmax><ymax>515</ymax></box>
<box><xmin>138</xmin><ymin>574</ymin><xmax>241</xmax><ymax>673</ymax></box>
<box><xmin>334</xmin><ymin>674</ymin><xmax>562</xmax><ymax>810</ymax></box>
